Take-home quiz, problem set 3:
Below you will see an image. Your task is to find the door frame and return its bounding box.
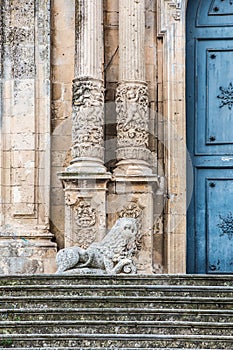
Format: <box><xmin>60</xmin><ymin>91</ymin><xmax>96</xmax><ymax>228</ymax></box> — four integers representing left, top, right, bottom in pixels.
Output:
<box><xmin>157</xmin><ymin>0</ymin><xmax>188</xmax><ymax>273</ymax></box>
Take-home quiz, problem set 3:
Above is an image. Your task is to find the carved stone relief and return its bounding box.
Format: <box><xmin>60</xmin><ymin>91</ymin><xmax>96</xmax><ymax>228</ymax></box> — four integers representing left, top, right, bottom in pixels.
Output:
<box><xmin>119</xmin><ymin>201</ymin><xmax>143</xmax><ymax>220</ymax></box>
<box><xmin>115</xmin><ymin>82</ymin><xmax>152</xmax><ymax>162</ymax></box>
<box><xmin>116</xmin><ymin>82</ymin><xmax>149</xmax><ymax>148</ymax></box>
<box><xmin>119</xmin><ymin>201</ymin><xmax>144</xmax><ymax>250</ymax></box>
<box><xmin>75</xmin><ymin>201</ymin><xmax>96</xmax><ymax>228</ymax></box>
<box><xmin>64</xmin><ymin>195</ymin><xmax>97</xmax><ymax>248</ymax></box>
<box><xmin>72</xmin><ymin>78</ymin><xmax>104</xmax><ymax>160</ymax></box>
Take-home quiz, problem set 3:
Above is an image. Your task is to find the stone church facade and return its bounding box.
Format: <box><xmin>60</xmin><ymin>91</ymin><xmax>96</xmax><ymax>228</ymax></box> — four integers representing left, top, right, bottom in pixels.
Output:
<box><xmin>2</xmin><ymin>0</ymin><xmax>228</xmax><ymax>275</ymax></box>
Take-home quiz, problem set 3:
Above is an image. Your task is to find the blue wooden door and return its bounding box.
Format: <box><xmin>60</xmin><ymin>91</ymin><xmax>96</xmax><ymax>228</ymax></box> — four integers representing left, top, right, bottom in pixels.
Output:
<box><xmin>187</xmin><ymin>0</ymin><xmax>233</xmax><ymax>273</ymax></box>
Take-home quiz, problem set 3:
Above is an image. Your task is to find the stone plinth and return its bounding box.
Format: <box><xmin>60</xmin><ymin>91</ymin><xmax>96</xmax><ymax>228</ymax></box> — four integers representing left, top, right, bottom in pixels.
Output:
<box><xmin>58</xmin><ymin>173</ymin><xmax>111</xmax><ymax>248</ymax></box>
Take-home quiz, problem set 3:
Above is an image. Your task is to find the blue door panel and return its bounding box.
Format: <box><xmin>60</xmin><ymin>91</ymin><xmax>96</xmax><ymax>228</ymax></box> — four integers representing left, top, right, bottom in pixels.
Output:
<box><xmin>196</xmin><ymin>169</ymin><xmax>233</xmax><ymax>273</ymax></box>
<box><xmin>196</xmin><ymin>40</ymin><xmax>233</xmax><ymax>155</ymax></box>
<box><xmin>187</xmin><ymin>0</ymin><xmax>233</xmax><ymax>274</ymax></box>
<box><xmin>197</xmin><ymin>1</ymin><xmax>233</xmax><ymax>26</ymax></box>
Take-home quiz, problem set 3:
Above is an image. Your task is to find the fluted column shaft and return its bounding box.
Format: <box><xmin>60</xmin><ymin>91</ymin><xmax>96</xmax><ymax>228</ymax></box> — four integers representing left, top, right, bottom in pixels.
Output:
<box><xmin>70</xmin><ymin>0</ymin><xmax>105</xmax><ymax>173</ymax></box>
<box><xmin>75</xmin><ymin>0</ymin><xmax>103</xmax><ymax>79</ymax></box>
<box><xmin>115</xmin><ymin>0</ymin><xmax>151</xmax><ymax>175</ymax></box>
<box><xmin>119</xmin><ymin>0</ymin><xmax>145</xmax><ymax>81</ymax></box>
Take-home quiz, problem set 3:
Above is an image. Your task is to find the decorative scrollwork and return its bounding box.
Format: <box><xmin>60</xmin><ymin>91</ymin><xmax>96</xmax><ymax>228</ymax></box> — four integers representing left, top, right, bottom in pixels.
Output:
<box><xmin>119</xmin><ymin>201</ymin><xmax>143</xmax><ymax>220</ymax></box>
<box><xmin>75</xmin><ymin>201</ymin><xmax>96</xmax><ymax>228</ymax></box>
<box><xmin>217</xmin><ymin>83</ymin><xmax>233</xmax><ymax>110</ymax></box>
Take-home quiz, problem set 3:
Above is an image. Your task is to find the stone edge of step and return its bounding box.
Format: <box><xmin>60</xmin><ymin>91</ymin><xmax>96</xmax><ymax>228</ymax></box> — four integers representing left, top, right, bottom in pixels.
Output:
<box><xmin>0</xmin><ymin>333</ymin><xmax>233</xmax><ymax>340</ymax></box>
<box><xmin>0</xmin><ymin>295</ymin><xmax>233</xmax><ymax>303</ymax></box>
<box><xmin>0</xmin><ymin>348</ymin><xmax>225</xmax><ymax>350</ymax></box>
<box><xmin>1</xmin><ymin>306</ymin><xmax>233</xmax><ymax>314</ymax></box>
<box><xmin>0</xmin><ymin>320</ymin><xmax>233</xmax><ymax>328</ymax></box>
<box><xmin>0</xmin><ymin>284</ymin><xmax>233</xmax><ymax>291</ymax></box>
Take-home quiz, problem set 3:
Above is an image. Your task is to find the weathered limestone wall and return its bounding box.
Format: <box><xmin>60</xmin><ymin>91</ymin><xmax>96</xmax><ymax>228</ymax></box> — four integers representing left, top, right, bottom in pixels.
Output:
<box><xmin>0</xmin><ymin>0</ymin><xmax>57</xmax><ymax>274</ymax></box>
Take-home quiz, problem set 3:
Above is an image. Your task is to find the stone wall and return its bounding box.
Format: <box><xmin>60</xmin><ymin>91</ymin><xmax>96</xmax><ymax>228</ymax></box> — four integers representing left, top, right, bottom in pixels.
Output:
<box><xmin>0</xmin><ymin>0</ymin><xmax>57</xmax><ymax>274</ymax></box>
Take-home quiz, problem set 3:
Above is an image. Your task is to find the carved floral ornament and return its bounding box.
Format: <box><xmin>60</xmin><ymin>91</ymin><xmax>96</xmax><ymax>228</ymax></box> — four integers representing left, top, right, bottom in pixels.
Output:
<box><xmin>217</xmin><ymin>83</ymin><xmax>233</xmax><ymax>110</ymax></box>
<box><xmin>74</xmin><ymin>228</ymin><xmax>96</xmax><ymax>249</ymax></box>
<box><xmin>217</xmin><ymin>212</ymin><xmax>233</xmax><ymax>240</ymax></box>
<box><xmin>64</xmin><ymin>195</ymin><xmax>97</xmax><ymax>248</ymax></box>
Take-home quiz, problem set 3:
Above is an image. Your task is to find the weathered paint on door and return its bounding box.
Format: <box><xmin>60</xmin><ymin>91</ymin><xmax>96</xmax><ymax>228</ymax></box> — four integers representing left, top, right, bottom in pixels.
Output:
<box><xmin>187</xmin><ymin>0</ymin><xmax>233</xmax><ymax>273</ymax></box>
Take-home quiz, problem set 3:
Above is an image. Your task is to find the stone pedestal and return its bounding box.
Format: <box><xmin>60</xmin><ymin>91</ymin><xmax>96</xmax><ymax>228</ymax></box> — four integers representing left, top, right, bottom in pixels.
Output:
<box><xmin>59</xmin><ymin>173</ymin><xmax>111</xmax><ymax>248</ymax></box>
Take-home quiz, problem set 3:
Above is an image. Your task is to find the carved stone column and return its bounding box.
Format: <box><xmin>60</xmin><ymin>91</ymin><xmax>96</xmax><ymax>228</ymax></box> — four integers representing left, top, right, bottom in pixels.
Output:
<box><xmin>58</xmin><ymin>0</ymin><xmax>111</xmax><ymax>249</ymax></box>
<box><xmin>115</xmin><ymin>0</ymin><xmax>152</xmax><ymax>176</ymax></box>
<box><xmin>69</xmin><ymin>0</ymin><xmax>105</xmax><ymax>173</ymax></box>
<box><xmin>108</xmin><ymin>0</ymin><xmax>159</xmax><ymax>274</ymax></box>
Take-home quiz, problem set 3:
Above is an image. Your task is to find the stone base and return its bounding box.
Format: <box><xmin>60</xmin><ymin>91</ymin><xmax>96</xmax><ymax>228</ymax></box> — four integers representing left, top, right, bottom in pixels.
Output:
<box><xmin>58</xmin><ymin>172</ymin><xmax>112</xmax><ymax>247</ymax></box>
<box><xmin>0</xmin><ymin>235</ymin><xmax>57</xmax><ymax>274</ymax></box>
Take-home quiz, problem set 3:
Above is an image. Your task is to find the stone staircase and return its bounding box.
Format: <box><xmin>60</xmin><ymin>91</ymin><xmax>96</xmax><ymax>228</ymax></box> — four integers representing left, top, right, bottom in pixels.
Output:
<box><xmin>0</xmin><ymin>275</ymin><xmax>232</xmax><ymax>349</ymax></box>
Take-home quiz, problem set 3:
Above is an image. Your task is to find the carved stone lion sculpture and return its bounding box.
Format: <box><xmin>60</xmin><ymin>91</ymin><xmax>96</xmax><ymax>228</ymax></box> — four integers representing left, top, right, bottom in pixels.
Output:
<box><xmin>56</xmin><ymin>218</ymin><xmax>139</xmax><ymax>274</ymax></box>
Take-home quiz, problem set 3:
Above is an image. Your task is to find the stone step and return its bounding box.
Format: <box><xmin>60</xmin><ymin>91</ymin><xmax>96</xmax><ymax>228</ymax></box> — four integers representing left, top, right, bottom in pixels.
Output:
<box><xmin>0</xmin><ymin>274</ymin><xmax>232</xmax><ymax>286</ymax></box>
<box><xmin>0</xmin><ymin>295</ymin><xmax>232</xmax><ymax>310</ymax></box>
<box><xmin>0</xmin><ymin>333</ymin><xmax>232</xmax><ymax>348</ymax></box>
<box><xmin>1</xmin><ymin>307</ymin><xmax>233</xmax><ymax>323</ymax></box>
<box><xmin>1</xmin><ymin>284</ymin><xmax>233</xmax><ymax>298</ymax></box>
<box><xmin>0</xmin><ymin>348</ymin><xmax>224</xmax><ymax>350</ymax></box>
<box><xmin>1</xmin><ymin>320</ymin><xmax>232</xmax><ymax>336</ymax></box>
